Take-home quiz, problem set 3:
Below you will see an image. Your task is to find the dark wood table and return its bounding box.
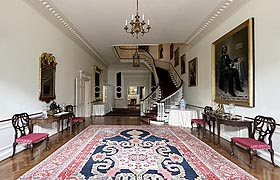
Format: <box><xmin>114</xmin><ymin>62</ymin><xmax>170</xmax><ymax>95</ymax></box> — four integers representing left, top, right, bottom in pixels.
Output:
<box><xmin>31</xmin><ymin>112</ymin><xmax>73</xmax><ymax>142</ymax></box>
<box><xmin>216</xmin><ymin>117</ymin><xmax>253</xmax><ymax>146</ymax></box>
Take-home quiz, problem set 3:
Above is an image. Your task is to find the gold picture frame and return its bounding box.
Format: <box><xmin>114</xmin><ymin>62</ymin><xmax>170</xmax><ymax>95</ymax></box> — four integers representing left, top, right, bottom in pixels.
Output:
<box><xmin>188</xmin><ymin>57</ymin><xmax>198</xmax><ymax>87</ymax></box>
<box><xmin>212</xmin><ymin>18</ymin><xmax>254</xmax><ymax>107</ymax></box>
<box><xmin>174</xmin><ymin>47</ymin><xmax>179</xmax><ymax>67</ymax></box>
<box><xmin>170</xmin><ymin>43</ymin><xmax>174</xmax><ymax>60</ymax></box>
<box><xmin>181</xmin><ymin>54</ymin><xmax>186</xmax><ymax>74</ymax></box>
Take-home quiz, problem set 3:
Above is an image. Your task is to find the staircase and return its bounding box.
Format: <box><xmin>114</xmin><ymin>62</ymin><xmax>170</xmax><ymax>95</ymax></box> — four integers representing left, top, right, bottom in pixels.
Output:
<box><xmin>140</xmin><ymin>50</ymin><xmax>183</xmax><ymax>125</ymax></box>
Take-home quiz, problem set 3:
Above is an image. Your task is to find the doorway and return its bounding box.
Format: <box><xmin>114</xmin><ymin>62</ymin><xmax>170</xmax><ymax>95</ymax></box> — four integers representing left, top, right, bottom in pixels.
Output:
<box><xmin>75</xmin><ymin>70</ymin><xmax>92</xmax><ymax>117</ymax></box>
<box><xmin>84</xmin><ymin>80</ymin><xmax>91</xmax><ymax>117</ymax></box>
<box><xmin>127</xmin><ymin>86</ymin><xmax>145</xmax><ymax>106</ymax></box>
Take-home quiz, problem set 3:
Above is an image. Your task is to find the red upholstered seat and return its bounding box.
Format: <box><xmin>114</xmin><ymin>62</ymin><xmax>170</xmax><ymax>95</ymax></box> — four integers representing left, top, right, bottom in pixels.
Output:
<box><xmin>230</xmin><ymin>115</ymin><xmax>276</xmax><ymax>168</ymax></box>
<box><xmin>16</xmin><ymin>133</ymin><xmax>49</xmax><ymax>144</ymax></box>
<box><xmin>191</xmin><ymin>119</ymin><xmax>206</xmax><ymax>124</ymax></box>
<box><xmin>72</xmin><ymin>117</ymin><xmax>85</xmax><ymax>123</ymax></box>
<box><xmin>231</xmin><ymin>137</ymin><xmax>271</xmax><ymax>150</ymax></box>
<box><xmin>11</xmin><ymin>113</ymin><xmax>49</xmax><ymax>159</ymax></box>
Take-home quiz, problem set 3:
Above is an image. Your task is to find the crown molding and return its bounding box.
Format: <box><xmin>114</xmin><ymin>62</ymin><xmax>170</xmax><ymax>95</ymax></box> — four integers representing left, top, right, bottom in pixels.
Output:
<box><xmin>24</xmin><ymin>0</ymin><xmax>109</xmax><ymax>67</ymax></box>
<box><xmin>185</xmin><ymin>0</ymin><xmax>250</xmax><ymax>45</ymax></box>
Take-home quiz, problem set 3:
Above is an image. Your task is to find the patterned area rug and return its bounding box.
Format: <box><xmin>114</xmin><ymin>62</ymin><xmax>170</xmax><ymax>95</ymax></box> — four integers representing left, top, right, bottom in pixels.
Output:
<box><xmin>19</xmin><ymin>125</ymin><xmax>256</xmax><ymax>179</ymax></box>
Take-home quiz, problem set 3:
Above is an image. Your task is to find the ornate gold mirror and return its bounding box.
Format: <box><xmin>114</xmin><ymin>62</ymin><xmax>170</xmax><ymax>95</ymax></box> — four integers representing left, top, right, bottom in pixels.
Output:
<box><xmin>39</xmin><ymin>53</ymin><xmax>57</xmax><ymax>103</ymax></box>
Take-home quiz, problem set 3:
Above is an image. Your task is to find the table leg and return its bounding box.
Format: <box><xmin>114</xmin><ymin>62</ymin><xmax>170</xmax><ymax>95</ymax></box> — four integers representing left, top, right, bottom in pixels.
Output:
<box><xmin>56</xmin><ymin>120</ymin><xmax>60</xmax><ymax>142</ymax></box>
<box><xmin>217</xmin><ymin>122</ymin><xmax>221</xmax><ymax>147</ymax></box>
<box><xmin>212</xmin><ymin>120</ymin><xmax>215</xmax><ymax>135</ymax></box>
<box><xmin>70</xmin><ymin>118</ymin><xmax>72</xmax><ymax>135</ymax></box>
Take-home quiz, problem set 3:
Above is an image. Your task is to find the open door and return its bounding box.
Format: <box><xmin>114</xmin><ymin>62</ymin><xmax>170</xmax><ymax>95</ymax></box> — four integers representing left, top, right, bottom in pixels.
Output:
<box><xmin>75</xmin><ymin>70</ymin><xmax>92</xmax><ymax>117</ymax></box>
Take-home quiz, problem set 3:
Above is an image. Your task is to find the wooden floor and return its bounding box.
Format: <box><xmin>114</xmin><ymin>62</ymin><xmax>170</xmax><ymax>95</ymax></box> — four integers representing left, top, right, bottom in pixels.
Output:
<box><xmin>0</xmin><ymin>116</ymin><xmax>279</xmax><ymax>180</ymax></box>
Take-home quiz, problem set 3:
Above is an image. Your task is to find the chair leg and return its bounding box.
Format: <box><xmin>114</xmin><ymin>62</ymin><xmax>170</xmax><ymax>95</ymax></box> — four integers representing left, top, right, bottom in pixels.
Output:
<box><xmin>248</xmin><ymin>149</ymin><xmax>255</xmax><ymax>168</ymax></box>
<box><xmin>230</xmin><ymin>141</ymin><xmax>235</xmax><ymax>156</ymax></box>
<box><xmin>203</xmin><ymin>124</ymin><xmax>206</xmax><ymax>137</ymax></box>
<box><xmin>268</xmin><ymin>148</ymin><xmax>277</xmax><ymax>166</ymax></box>
<box><xmin>30</xmin><ymin>144</ymin><xmax>34</xmax><ymax>160</ymax></box>
<box><xmin>11</xmin><ymin>142</ymin><xmax>17</xmax><ymax>158</ymax></box>
<box><xmin>46</xmin><ymin>137</ymin><xmax>50</xmax><ymax>150</ymax></box>
<box><xmin>197</xmin><ymin>124</ymin><xmax>201</xmax><ymax>136</ymax></box>
<box><xmin>191</xmin><ymin>122</ymin><xmax>194</xmax><ymax>130</ymax></box>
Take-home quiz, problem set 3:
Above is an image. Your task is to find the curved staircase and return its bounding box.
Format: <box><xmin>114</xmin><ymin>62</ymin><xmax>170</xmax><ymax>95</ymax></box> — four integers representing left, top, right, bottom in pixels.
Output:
<box><xmin>140</xmin><ymin>50</ymin><xmax>183</xmax><ymax>125</ymax></box>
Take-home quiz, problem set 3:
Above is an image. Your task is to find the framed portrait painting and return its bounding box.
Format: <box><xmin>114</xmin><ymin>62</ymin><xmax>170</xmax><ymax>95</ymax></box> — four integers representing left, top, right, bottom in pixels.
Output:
<box><xmin>174</xmin><ymin>48</ymin><xmax>179</xmax><ymax>67</ymax></box>
<box><xmin>170</xmin><ymin>43</ymin><xmax>174</xmax><ymax>60</ymax></box>
<box><xmin>180</xmin><ymin>54</ymin><xmax>186</xmax><ymax>74</ymax></box>
<box><xmin>158</xmin><ymin>44</ymin><xmax>163</xmax><ymax>59</ymax></box>
<box><xmin>212</xmin><ymin>18</ymin><xmax>254</xmax><ymax>107</ymax></box>
<box><xmin>188</xmin><ymin>57</ymin><xmax>197</xmax><ymax>87</ymax></box>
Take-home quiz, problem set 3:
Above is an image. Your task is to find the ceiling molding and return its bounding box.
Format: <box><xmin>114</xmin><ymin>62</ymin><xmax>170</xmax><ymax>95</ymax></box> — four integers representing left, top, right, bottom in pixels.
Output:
<box><xmin>185</xmin><ymin>0</ymin><xmax>249</xmax><ymax>44</ymax></box>
<box><xmin>24</xmin><ymin>0</ymin><xmax>109</xmax><ymax>67</ymax></box>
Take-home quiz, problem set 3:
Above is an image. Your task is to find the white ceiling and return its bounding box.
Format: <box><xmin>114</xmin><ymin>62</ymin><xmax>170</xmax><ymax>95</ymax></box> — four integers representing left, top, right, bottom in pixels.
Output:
<box><xmin>25</xmin><ymin>0</ymin><xmax>247</xmax><ymax>66</ymax></box>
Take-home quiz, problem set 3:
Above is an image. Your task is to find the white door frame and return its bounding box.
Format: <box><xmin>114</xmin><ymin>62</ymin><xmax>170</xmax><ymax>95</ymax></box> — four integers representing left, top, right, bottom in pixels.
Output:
<box><xmin>75</xmin><ymin>70</ymin><xmax>92</xmax><ymax>117</ymax></box>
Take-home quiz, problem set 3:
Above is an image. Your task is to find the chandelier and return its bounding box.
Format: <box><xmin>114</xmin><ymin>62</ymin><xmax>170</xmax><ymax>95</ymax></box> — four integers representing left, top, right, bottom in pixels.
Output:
<box><xmin>124</xmin><ymin>0</ymin><xmax>151</xmax><ymax>38</ymax></box>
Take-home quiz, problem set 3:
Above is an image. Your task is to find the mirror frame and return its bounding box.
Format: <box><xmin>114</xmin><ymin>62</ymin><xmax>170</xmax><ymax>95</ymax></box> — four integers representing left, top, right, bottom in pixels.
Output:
<box><xmin>39</xmin><ymin>53</ymin><xmax>57</xmax><ymax>103</ymax></box>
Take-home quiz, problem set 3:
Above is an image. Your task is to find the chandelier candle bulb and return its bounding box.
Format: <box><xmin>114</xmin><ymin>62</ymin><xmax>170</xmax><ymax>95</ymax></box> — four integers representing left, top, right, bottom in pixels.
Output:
<box><xmin>132</xmin><ymin>14</ymin><xmax>134</xmax><ymax>20</ymax></box>
<box><xmin>142</xmin><ymin>14</ymin><xmax>144</xmax><ymax>20</ymax></box>
<box><xmin>125</xmin><ymin>20</ymin><xmax>128</xmax><ymax>26</ymax></box>
<box><xmin>148</xmin><ymin>19</ymin><xmax>150</xmax><ymax>25</ymax></box>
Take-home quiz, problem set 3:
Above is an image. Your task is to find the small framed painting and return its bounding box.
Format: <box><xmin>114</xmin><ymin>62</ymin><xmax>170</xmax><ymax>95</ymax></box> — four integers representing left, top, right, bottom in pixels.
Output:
<box><xmin>174</xmin><ymin>48</ymin><xmax>179</xmax><ymax>67</ymax></box>
<box><xmin>188</xmin><ymin>57</ymin><xmax>198</xmax><ymax>87</ymax></box>
<box><xmin>170</xmin><ymin>43</ymin><xmax>174</xmax><ymax>60</ymax></box>
<box><xmin>180</xmin><ymin>54</ymin><xmax>186</xmax><ymax>74</ymax></box>
<box><xmin>158</xmin><ymin>44</ymin><xmax>163</xmax><ymax>59</ymax></box>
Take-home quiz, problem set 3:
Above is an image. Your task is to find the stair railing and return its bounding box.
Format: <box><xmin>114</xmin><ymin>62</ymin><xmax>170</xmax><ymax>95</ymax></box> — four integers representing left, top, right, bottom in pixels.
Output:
<box><xmin>154</xmin><ymin>60</ymin><xmax>183</xmax><ymax>122</ymax></box>
<box><xmin>138</xmin><ymin>50</ymin><xmax>161</xmax><ymax>116</ymax></box>
<box><xmin>135</xmin><ymin>50</ymin><xmax>183</xmax><ymax>123</ymax></box>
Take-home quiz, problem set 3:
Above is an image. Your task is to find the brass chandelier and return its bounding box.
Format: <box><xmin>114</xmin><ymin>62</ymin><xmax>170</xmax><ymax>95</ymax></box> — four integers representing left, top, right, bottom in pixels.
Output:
<box><xmin>124</xmin><ymin>0</ymin><xmax>151</xmax><ymax>38</ymax></box>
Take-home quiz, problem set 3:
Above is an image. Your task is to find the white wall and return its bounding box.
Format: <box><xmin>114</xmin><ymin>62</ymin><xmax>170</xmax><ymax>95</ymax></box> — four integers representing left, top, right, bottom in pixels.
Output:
<box><xmin>0</xmin><ymin>0</ymin><xmax>105</xmax><ymax>160</ymax></box>
<box><xmin>183</xmin><ymin>0</ymin><xmax>280</xmax><ymax>164</ymax></box>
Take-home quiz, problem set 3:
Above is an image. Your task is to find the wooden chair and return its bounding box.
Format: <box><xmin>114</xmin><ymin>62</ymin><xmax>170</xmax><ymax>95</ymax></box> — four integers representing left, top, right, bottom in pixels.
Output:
<box><xmin>230</xmin><ymin>115</ymin><xmax>277</xmax><ymax>168</ymax></box>
<box><xmin>11</xmin><ymin>113</ymin><xmax>49</xmax><ymax>159</ymax></box>
<box><xmin>65</xmin><ymin>105</ymin><xmax>85</xmax><ymax>131</ymax></box>
<box><xmin>191</xmin><ymin>106</ymin><xmax>213</xmax><ymax>137</ymax></box>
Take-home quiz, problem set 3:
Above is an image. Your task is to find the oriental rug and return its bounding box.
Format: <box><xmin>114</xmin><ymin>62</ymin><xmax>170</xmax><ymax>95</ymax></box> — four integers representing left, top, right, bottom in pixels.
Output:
<box><xmin>18</xmin><ymin>125</ymin><xmax>256</xmax><ymax>180</ymax></box>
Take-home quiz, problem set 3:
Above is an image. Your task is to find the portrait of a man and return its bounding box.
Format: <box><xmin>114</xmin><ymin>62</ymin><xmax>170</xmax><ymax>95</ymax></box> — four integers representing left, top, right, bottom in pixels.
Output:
<box><xmin>188</xmin><ymin>57</ymin><xmax>197</xmax><ymax>87</ymax></box>
<box><xmin>212</xmin><ymin>18</ymin><xmax>254</xmax><ymax>107</ymax></box>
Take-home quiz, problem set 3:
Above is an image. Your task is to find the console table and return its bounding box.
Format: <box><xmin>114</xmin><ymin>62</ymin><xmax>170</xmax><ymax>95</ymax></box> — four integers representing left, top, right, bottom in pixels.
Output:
<box><xmin>216</xmin><ymin>117</ymin><xmax>253</xmax><ymax>146</ymax></box>
<box><xmin>31</xmin><ymin>112</ymin><xmax>72</xmax><ymax>142</ymax></box>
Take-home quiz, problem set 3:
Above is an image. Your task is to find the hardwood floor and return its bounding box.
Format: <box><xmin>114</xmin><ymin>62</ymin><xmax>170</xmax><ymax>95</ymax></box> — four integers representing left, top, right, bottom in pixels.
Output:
<box><xmin>0</xmin><ymin>116</ymin><xmax>279</xmax><ymax>180</ymax></box>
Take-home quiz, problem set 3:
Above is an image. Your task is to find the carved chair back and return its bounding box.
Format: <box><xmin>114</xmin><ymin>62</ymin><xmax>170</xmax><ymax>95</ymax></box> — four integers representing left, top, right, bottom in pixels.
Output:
<box><xmin>202</xmin><ymin>106</ymin><xmax>213</xmax><ymax>121</ymax></box>
<box><xmin>65</xmin><ymin>105</ymin><xmax>76</xmax><ymax>117</ymax></box>
<box><xmin>204</xmin><ymin>106</ymin><xmax>213</xmax><ymax>114</ymax></box>
<box><xmin>252</xmin><ymin>115</ymin><xmax>276</xmax><ymax>146</ymax></box>
<box><xmin>12</xmin><ymin>113</ymin><xmax>32</xmax><ymax>139</ymax></box>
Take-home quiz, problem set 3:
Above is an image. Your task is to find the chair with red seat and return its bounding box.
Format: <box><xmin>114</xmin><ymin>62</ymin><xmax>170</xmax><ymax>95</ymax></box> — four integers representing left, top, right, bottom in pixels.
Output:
<box><xmin>230</xmin><ymin>115</ymin><xmax>277</xmax><ymax>168</ymax></box>
<box><xmin>11</xmin><ymin>113</ymin><xmax>49</xmax><ymax>159</ymax></box>
<box><xmin>65</xmin><ymin>105</ymin><xmax>85</xmax><ymax>131</ymax></box>
<box><xmin>191</xmin><ymin>106</ymin><xmax>213</xmax><ymax>137</ymax></box>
